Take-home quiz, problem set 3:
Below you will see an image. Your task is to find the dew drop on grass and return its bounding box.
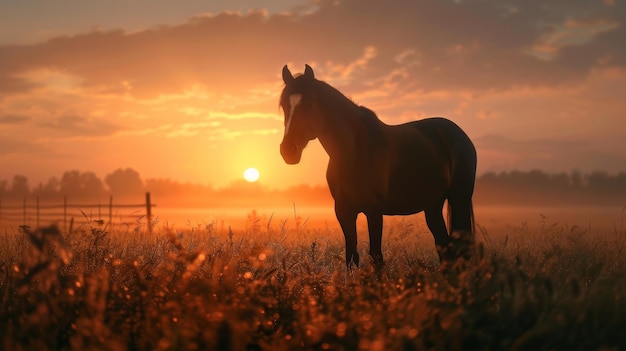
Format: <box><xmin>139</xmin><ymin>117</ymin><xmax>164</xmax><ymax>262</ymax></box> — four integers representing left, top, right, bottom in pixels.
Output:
<box><xmin>336</xmin><ymin>322</ymin><xmax>347</xmax><ymax>337</ymax></box>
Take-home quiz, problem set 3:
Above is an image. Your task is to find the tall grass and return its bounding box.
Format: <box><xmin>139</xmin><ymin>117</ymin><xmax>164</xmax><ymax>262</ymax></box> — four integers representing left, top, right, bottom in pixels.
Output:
<box><xmin>1</xmin><ymin>212</ymin><xmax>625</xmax><ymax>350</ymax></box>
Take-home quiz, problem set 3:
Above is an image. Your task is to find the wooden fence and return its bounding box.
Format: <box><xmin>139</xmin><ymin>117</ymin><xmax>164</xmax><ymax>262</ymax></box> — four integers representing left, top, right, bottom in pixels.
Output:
<box><xmin>0</xmin><ymin>192</ymin><xmax>155</xmax><ymax>233</ymax></box>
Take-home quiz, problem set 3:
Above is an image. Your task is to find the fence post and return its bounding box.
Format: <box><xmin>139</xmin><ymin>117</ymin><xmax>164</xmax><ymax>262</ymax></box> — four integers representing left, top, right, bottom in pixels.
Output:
<box><xmin>2</xmin><ymin>197</ymin><xmax>153</xmax><ymax>232</ymax></box>
<box><xmin>109</xmin><ymin>196</ymin><xmax>113</xmax><ymax>228</ymax></box>
<box><xmin>36</xmin><ymin>197</ymin><xmax>40</xmax><ymax>228</ymax></box>
<box><xmin>146</xmin><ymin>192</ymin><xmax>152</xmax><ymax>234</ymax></box>
<box><xmin>64</xmin><ymin>196</ymin><xmax>67</xmax><ymax>232</ymax></box>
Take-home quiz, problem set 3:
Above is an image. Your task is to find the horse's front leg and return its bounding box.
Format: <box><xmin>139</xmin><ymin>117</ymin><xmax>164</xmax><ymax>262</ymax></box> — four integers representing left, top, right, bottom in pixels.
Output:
<box><xmin>365</xmin><ymin>212</ymin><xmax>384</xmax><ymax>270</ymax></box>
<box><xmin>335</xmin><ymin>206</ymin><xmax>359</xmax><ymax>269</ymax></box>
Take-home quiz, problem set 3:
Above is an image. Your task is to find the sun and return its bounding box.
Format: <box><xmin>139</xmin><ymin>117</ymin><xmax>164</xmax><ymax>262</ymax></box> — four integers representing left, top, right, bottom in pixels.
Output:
<box><xmin>243</xmin><ymin>167</ymin><xmax>260</xmax><ymax>183</ymax></box>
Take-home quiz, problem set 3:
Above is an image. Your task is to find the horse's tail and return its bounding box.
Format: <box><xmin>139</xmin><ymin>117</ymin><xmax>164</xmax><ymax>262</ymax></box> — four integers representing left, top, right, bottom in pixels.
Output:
<box><xmin>469</xmin><ymin>200</ymin><xmax>475</xmax><ymax>234</ymax></box>
<box><xmin>467</xmin><ymin>200</ymin><xmax>476</xmax><ymax>235</ymax></box>
<box><xmin>447</xmin><ymin>198</ymin><xmax>475</xmax><ymax>233</ymax></box>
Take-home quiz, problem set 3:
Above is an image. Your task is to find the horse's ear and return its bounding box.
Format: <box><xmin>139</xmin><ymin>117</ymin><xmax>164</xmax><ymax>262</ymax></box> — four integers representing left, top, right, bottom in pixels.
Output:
<box><xmin>304</xmin><ymin>64</ymin><xmax>315</xmax><ymax>80</ymax></box>
<box><xmin>282</xmin><ymin>65</ymin><xmax>295</xmax><ymax>84</ymax></box>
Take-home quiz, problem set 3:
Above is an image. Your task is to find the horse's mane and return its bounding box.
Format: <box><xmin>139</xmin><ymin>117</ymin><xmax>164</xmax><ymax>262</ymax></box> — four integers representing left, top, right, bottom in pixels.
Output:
<box><xmin>352</xmin><ymin>106</ymin><xmax>385</xmax><ymax>154</ymax></box>
<box><xmin>358</xmin><ymin>106</ymin><xmax>381</xmax><ymax>124</ymax></box>
<box><xmin>281</xmin><ymin>77</ymin><xmax>384</xmax><ymax>134</ymax></box>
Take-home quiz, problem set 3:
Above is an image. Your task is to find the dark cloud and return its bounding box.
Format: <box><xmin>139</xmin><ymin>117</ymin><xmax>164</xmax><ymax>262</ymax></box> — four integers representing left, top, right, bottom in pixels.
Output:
<box><xmin>0</xmin><ymin>75</ymin><xmax>38</xmax><ymax>94</ymax></box>
<box><xmin>37</xmin><ymin>115</ymin><xmax>120</xmax><ymax>136</ymax></box>
<box><xmin>0</xmin><ymin>114</ymin><xmax>31</xmax><ymax>124</ymax></box>
<box><xmin>475</xmin><ymin>134</ymin><xmax>626</xmax><ymax>173</ymax></box>
<box><xmin>0</xmin><ymin>0</ymin><xmax>623</xmax><ymax>99</ymax></box>
<box><xmin>556</xmin><ymin>23</ymin><xmax>626</xmax><ymax>70</ymax></box>
<box><xmin>0</xmin><ymin>137</ymin><xmax>47</xmax><ymax>155</ymax></box>
<box><xmin>476</xmin><ymin>134</ymin><xmax>584</xmax><ymax>154</ymax></box>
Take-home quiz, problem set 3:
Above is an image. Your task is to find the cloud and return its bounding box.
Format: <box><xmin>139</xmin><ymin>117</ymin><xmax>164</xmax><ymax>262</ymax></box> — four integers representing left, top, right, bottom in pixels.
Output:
<box><xmin>475</xmin><ymin>134</ymin><xmax>626</xmax><ymax>173</ymax></box>
<box><xmin>118</xmin><ymin>110</ymin><xmax>280</xmax><ymax>140</ymax></box>
<box><xmin>0</xmin><ymin>137</ymin><xmax>48</xmax><ymax>156</ymax></box>
<box><xmin>37</xmin><ymin>114</ymin><xmax>120</xmax><ymax>137</ymax></box>
<box><xmin>0</xmin><ymin>114</ymin><xmax>31</xmax><ymax>124</ymax></box>
<box><xmin>0</xmin><ymin>0</ymin><xmax>624</xmax><ymax>182</ymax></box>
<box><xmin>164</xmin><ymin>121</ymin><xmax>217</xmax><ymax>138</ymax></box>
<box><xmin>206</xmin><ymin>111</ymin><xmax>281</xmax><ymax>121</ymax></box>
<box><xmin>0</xmin><ymin>75</ymin><xmax>37</xmax><ymax>94</ymax></box>
<box><xmin>0</xmin><ymin>0</ymin><xmax>623</xmax><ymax>100</ymax></box>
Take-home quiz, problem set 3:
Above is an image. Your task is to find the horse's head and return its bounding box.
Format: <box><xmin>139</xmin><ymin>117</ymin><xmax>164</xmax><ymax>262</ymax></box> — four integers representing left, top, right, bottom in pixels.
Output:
<box><xmin>279</xmin><ymin>64</ymin><xmax>322</xmax><ymax>165</ymax></box>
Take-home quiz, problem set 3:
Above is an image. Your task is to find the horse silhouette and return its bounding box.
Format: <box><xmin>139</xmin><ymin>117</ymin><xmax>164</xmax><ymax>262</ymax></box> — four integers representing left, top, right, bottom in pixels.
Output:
<box><xmin>279</xmin><ymin>65</ymin><xmax>477</xmax><ymax>269</ymax></box>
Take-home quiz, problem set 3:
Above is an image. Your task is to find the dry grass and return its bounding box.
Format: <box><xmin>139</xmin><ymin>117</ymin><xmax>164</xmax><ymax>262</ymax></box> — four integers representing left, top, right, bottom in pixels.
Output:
<box><xmin>1</xmin><ymin>211</ymin><xmax>625</xmax><ymax>350</ymax></box>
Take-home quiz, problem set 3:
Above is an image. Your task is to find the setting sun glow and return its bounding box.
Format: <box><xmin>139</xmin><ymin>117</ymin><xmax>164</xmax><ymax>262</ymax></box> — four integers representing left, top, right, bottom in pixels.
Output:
<box><xmin>243</xmin><ymin>168</ymin><xmax>260</xmax><ymax>183</ymax></box>
<box><xmin>0</xmin><ymin>1</ymin><xmax>624</xmax><ymax>191</ymax></box>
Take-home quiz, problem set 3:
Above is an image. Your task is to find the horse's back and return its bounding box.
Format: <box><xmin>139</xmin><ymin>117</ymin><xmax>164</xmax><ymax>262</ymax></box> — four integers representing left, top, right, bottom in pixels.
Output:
<box><xmin>407</xmin><ymin>117</ymin><xmax>474</xmax><ymax>156</ymax></box>
<box><xmin>404</xmin><ymin>117</ymin><xmax>477</xmax><ymax>180</ymax></box>
<box><xmin>420</xmin><ymin>117</ymin><xmax>476</xmax><ymax>185</ymax></box>
<box><xmin>406</xmin><ymin>117</ymin><xmax>470</xmax><ymax>142</ymax></box>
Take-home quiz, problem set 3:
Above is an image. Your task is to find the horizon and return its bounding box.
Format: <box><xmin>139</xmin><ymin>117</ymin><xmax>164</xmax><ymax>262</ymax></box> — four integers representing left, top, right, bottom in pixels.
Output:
<box><xmin>1</xmin><ymin>167</ymin><xmax>624</xmax><ymax>236</ymax></box>
<box><xmin>1</xmin><ymin>167</ymin><xmax>626</xmax><ymax>192</ymax></box>
<box><xmin>1</xmin><ymin>168</ymin><xmax>625</xmax><ymax>213</ymax></box>
<box><xmin>1</xmin><ymin>0</ymin><xmax>625</xmax><ymax>189</ymax></box>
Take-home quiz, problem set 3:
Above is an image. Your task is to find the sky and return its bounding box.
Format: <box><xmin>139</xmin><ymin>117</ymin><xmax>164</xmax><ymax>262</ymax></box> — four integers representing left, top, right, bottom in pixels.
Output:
<box><xmin>0</xmin><ymin>0</ymin><xmax>625</xmax><ymax>190</ymax></box>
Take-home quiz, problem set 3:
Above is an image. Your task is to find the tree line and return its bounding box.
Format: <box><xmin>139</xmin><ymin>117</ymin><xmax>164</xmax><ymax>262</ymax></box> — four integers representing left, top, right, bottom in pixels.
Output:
<box><xmin>474</xmin><ymin>170</ymin><xmax>626</xmax><ymax>206</ymax></box>
<box><xmin>0</xmin><ymin>168</ymin><xmax>624</xmax><ymax>207</ymax></box>
<box><xmin>0</xmin><ymin>168</ymin><xmax>332</xmax><ymax>207</ymax></box>
<box><xmin>0</xmin><ymin>168</ymin><xmax>145</xmax><ymax>202</ymax></box>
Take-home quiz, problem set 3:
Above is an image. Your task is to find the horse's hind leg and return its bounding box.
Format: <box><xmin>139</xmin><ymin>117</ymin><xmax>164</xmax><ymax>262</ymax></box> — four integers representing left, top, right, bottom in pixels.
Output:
<box><xmin>447</xmin><ymin>130</ymin><xmax>476</xmax><ymax>235</ymax></box>
<box><xmin>448</xmin><ymin>196</ymin><xmax>474</xmax><ymax>234</ymax></box>
<box><xmin>424</xmin><ymin>203</ymin><xmax>452</xmax><ymax>263</ymax></box>
<box><xmin>447</xmin><ymin>197</ymin><xmax>475</xmax><ymax>261</ymax></box>
<box><xmin>448</xmin><ymin>178</ymin><xmax>476</xmax><ymax>260</ymax></box>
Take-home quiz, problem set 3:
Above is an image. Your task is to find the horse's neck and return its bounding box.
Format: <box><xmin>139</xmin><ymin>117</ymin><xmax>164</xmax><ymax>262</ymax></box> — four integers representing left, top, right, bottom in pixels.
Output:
<box><xmin>316</xmin><ymin>92</ymin><xmax>378</xmax><ymax>162</ymax></box>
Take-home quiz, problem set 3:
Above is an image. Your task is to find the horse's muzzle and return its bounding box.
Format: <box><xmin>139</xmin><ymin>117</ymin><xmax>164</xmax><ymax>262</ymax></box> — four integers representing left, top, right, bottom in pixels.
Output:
<box><xmin>280</xmin><ymin>141</ymin><xmax>301</xmax><ymax>164</ymax></box>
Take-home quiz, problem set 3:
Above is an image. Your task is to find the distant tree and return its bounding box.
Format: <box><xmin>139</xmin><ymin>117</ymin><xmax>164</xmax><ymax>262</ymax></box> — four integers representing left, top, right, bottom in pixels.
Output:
<box><xmin>570</xmin><ymin>170</ymin><xmax>584</xmax><ymax>189</ymax></box>
<box><xmin>145</xmin><ymin>178</ymin><xmax>182</xmax><ymax>196</ymax></box>
<box><xmin>550</xmin><ymin>172</ymin><xmax>570</xmax><ymax>191</ymax></box>
<box><xmin>58</xmin><ymin>170</ymin><xmax>107</xmax><ymax>199</ymax></box>
<box><xmin>616</xmin><ymin>172</ymin><xmax>626</xmax><ymax>191</ymax></box>
<box><xmin>105</xmin><ymin>168</ymin><xmax>144</xmax><ymax>197</ymax></box>
<box><xmin>81</xmin><ymin>172</ymin><xmax>106</xmax><ymax>198</ymax></box>
<box><xmin>0</xmin><ymin>180</ymin><xmax>7</xmax><ymax>198</ymax></box>
<box><xmin>616</xmin><ymin>173</ymin><xmax>626</xmax><ymax>200</ymax></box>
<box><xmin>479</xmin><ymin>172</ymin><xmax>498</xmax><ymax>183</ymax></box>
<box><xmin>144</xmin><ymin>178</ymin><xmax>218</xmax><ymax>206</ymax></box>
<box><xmin>43</xmin><ymin>177</ymin><xmax>60</xmax><ymax>193</ymax></box>
<box><xmin>10</xmin><ymin>175</ymin><xmax>30</xmax><ymax>199</ymax></box>
<box><xmin>60</xmin><ymin>170</ymin><xmax>83</xmax><ymax>196</ymax></box>
<box><xmin>524</xmin><ymin>170</ymin><xmax>551</xmax><ymax>191</ymax></box>
<box><xmin>33</xmin><ymin>177</ymin><xmax>61</xmax><ymax>199</ymax></box>
<box><xmin>587</xmin><ymin>171</ymin><xmax>611</xmax><ymax>192</ymax></box>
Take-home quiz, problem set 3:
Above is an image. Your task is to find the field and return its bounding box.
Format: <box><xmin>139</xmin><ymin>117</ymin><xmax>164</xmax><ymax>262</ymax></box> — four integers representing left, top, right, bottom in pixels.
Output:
<box><xmin>1</xmin><ymin>209</ymin><xmax>626</xmax><ymax>350</ymax></box>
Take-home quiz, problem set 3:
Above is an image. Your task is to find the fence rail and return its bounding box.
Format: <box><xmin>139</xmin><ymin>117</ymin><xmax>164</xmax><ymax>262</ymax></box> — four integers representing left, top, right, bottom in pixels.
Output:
<box><xmin>0</xmin><ymin>192</ymin><xmax>155</xmax><ymax>233</ymax></box>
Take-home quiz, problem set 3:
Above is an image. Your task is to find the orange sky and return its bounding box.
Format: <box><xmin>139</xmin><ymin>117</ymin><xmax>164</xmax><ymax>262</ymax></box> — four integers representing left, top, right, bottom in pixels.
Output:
<box><xmin>0</xmin><ymin>0</ymin><xmax>625</xmax><ymax>190</ymax></box>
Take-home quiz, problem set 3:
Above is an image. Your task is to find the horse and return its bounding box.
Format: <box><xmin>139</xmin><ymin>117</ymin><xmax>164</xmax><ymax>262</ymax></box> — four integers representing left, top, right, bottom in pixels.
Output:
<box><xmin>279</xmin><ymin>64</ymin><xmax>477</xmax><ymax>269</ymax></box>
